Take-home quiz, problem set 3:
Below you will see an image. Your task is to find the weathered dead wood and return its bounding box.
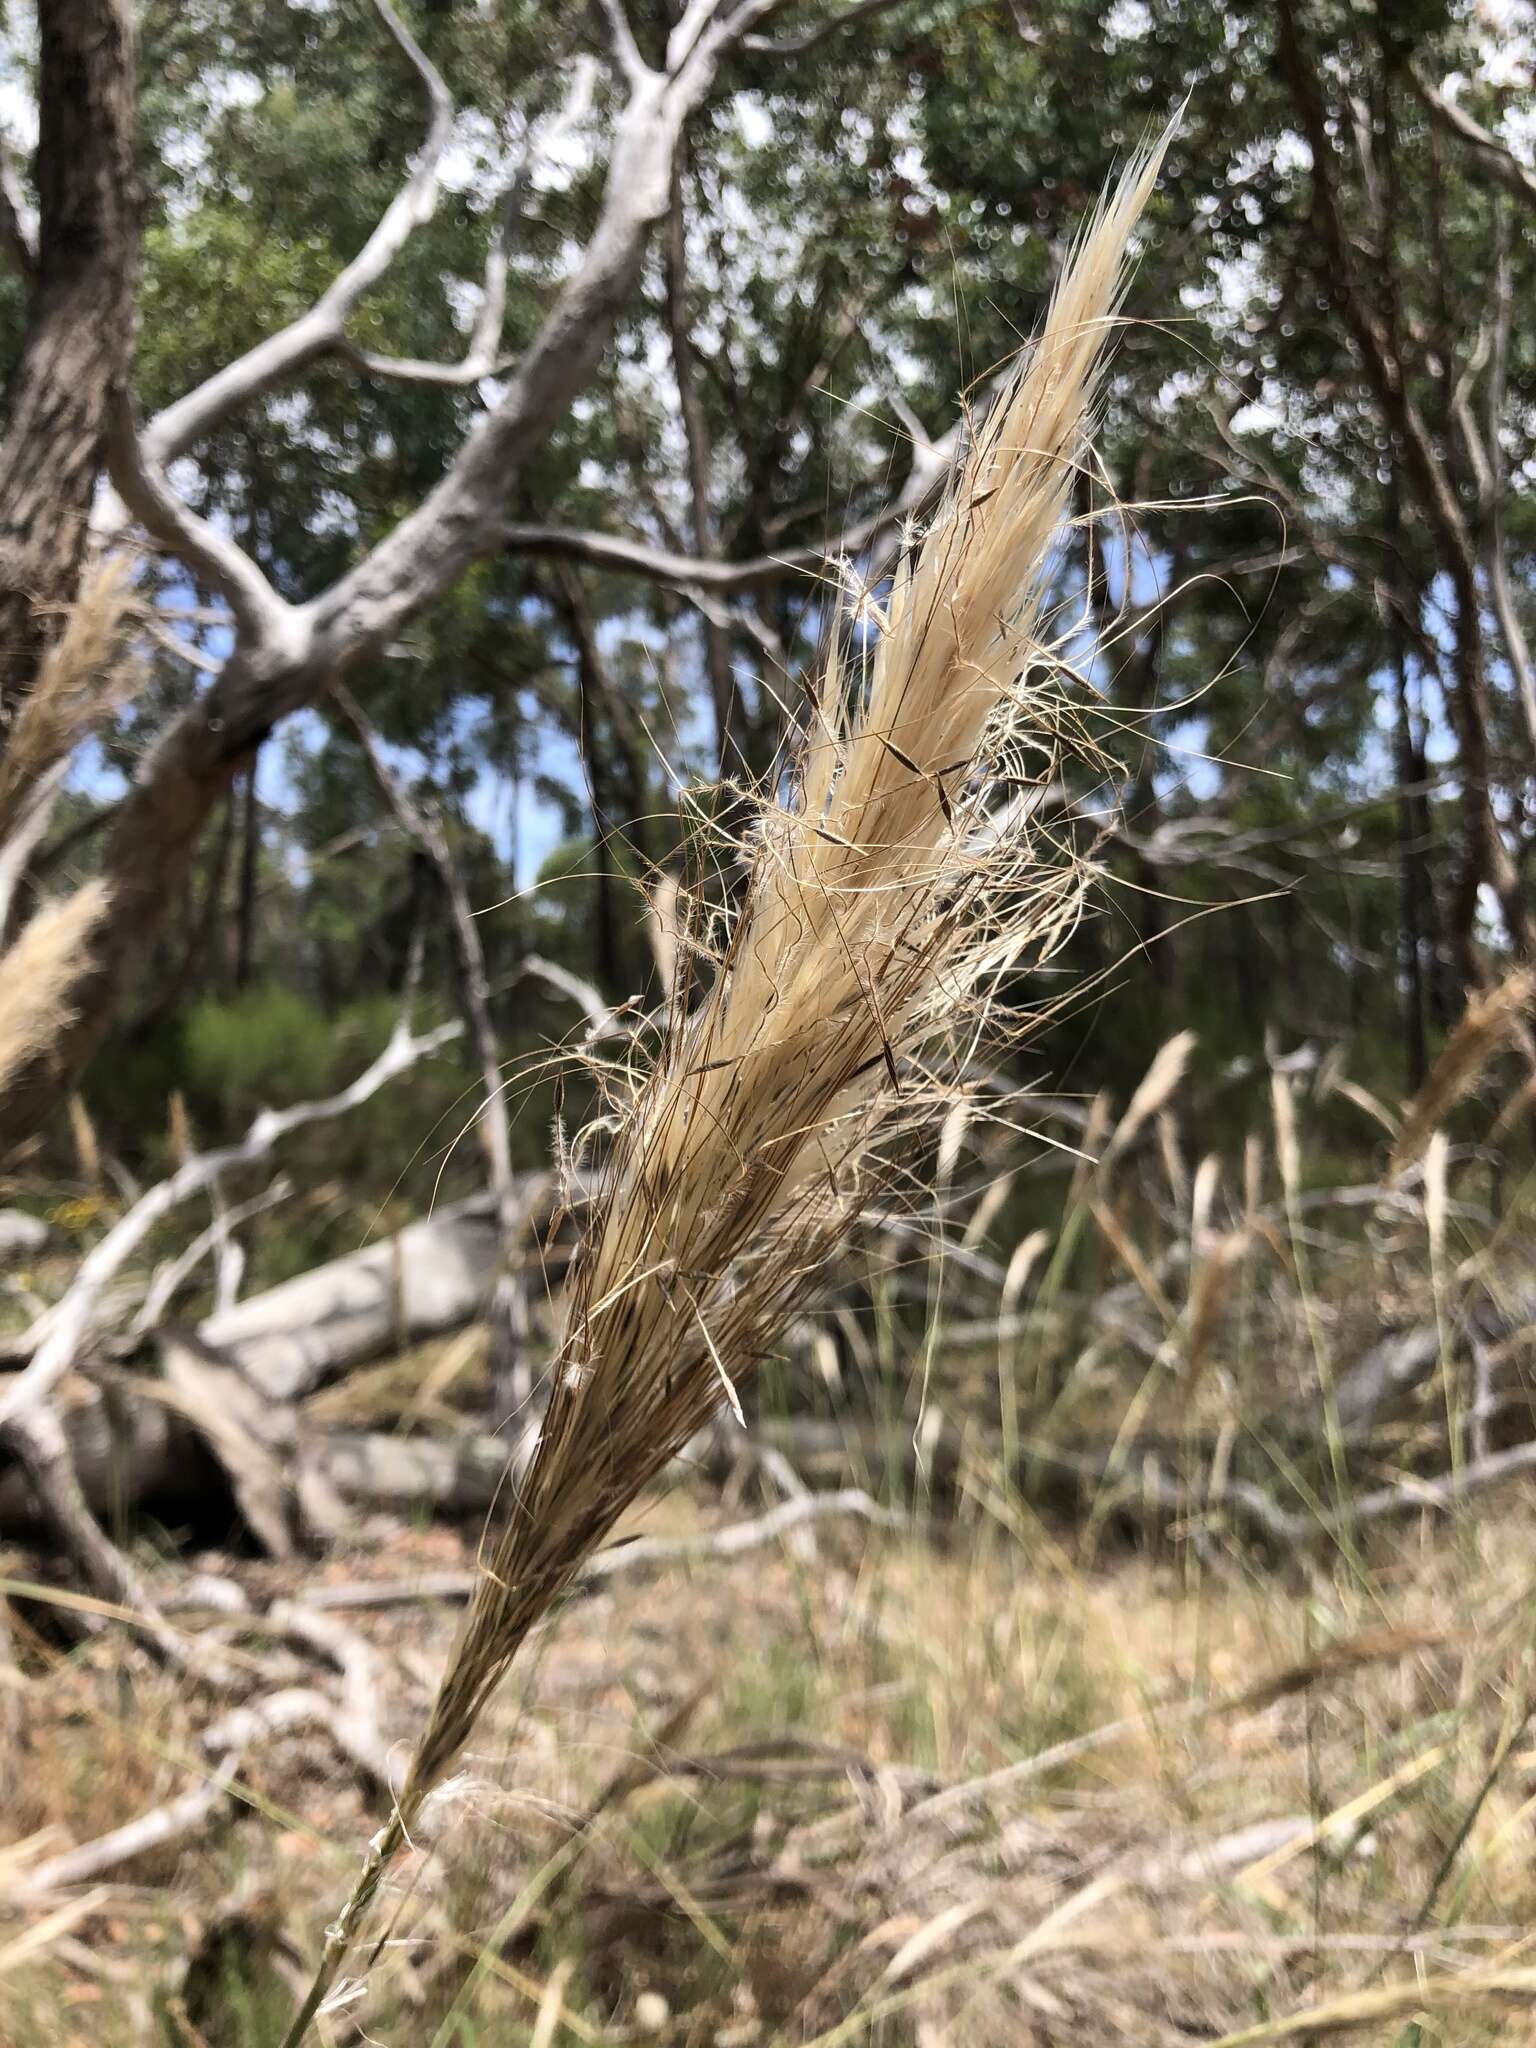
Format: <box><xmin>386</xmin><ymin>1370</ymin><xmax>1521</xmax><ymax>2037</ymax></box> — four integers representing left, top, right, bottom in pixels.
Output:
<box><xmin>262</xmin><ymin>1602</ymin><xmax>394</xmax><ymax>1793</ymax></box>
<box><xmin>8</xmin><ymin>1495</ymin><xmax>907</xmax><ymax>1900</ymax></box>
<box><xmin>738</xmin><ymin>1415</ymin><xmax>1536</xmax><ymax>1547</ymax></box>
<box><xmin>0</xmin><ymin>1372</ymin><xmax>191</xmax><ymax>1534</ymax></box>
<box><xmin>9</xmin><ymin>1377</ymin><xmax>1536</xmax><ymax>1557</ymax></box>
<box><xmin>0</xmin><ymin>1015</ymin><xmax>465</xmax><ymax>1420</ymax></box>
<box><xmin>0</xmin><ymin>1021</ymin><xmax>476</xmax><ymax>1661</ymax></box>
<box><xmin>196</xmin><ymin>1187</ymin><xmax>556</xmax><ymax>1401</ymax></box>
<box><xmin>152</xmin><ymin>1334</ymin><xmax>302</xmax><ymax>1557</ymax></box>
<box><xmin>292</xmin><ymin>1489</ymin><xmax>904</xmax><ymax>1612</ymax></box>
<box><xmin>1330</xmin><ymin>1287</ymin><xmax>1532</xmax><ymax>1439</ymax></box>
<box><xmin>0</xmin><ymin>1386</ymin><xmax>477</xmax><ymax>1537</ymax></box>
<box><xmin>8</xmin><ymin>1295</ymin><xmax>1536</xmax><ymax>1567</ymax></box>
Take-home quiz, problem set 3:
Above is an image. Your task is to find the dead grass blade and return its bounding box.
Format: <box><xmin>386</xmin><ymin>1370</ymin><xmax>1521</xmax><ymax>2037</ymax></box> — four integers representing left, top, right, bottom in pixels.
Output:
<box><xmin>1181</xmin><ymin>1226</ymin><xmax>1248</xmax><ymax>1393</ymax></box>
<box><xmin>0</xmin><ymin>1886</ymin><xmax>114</xmax><ymax>1975</ymax></box>
<box><xmin>1205</xmin><ymin>1964</ymin><xmax>1536</xmax><ymax>2045</ymax></box>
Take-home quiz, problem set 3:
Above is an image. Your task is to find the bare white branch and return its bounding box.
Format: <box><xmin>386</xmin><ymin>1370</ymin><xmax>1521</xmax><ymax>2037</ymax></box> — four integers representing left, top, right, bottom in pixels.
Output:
<box><xmin>503</xmin><ymin>521</ymin><xmax>816</xmax><ymax>591</ymax></box>
<box><xmin>137</xmin><ymin>0</ymin><xmax>454</xmax><ymax>473</ymax></box>
<box><xmin>294</xmin><ymin>1488</ymin><xmax>903</xmax><ymax>1610</ymax></box>
<box><xmin>1409</xmin><ymin>63</ymin><xmax>1536</xmax><ymax>214</ymax></box>
<box><xmin>1448</xmin><ymin>224</ymin><xmax>1536</xmax><ymax>761</ymax></box>
<box><xmin>594</xmin><ymin>0</ymin><xmax>652</xmax><ymax>88</ymax></box>
<box><xmin>498</xmin><ymin>398</ymin><xmax>954</xmax><ymax>594</ymax></box>
<box><xmin>0</xmin><ymin>1016</ymin><xmax>463</xmax><ymax>1426</ymax></box>
<box><xmin>16</xmin><ymin>1688</ymin><xmax>341</xmax><ymax>1895</ymax></box>
<box><xmin>37</xmin><ymin>0</ymin><xmax>813</xmax><ymax>1101</ymax></box>
<box><xmin>742</xmin><ymin>0</ymin><xmax>905</xmax><ymax>56</ymax></box>
<box><xmin>502</xmin><ymin>953</ymin><xmax>615</xmax><ymax>1030</ymax></box>
<box><xmin>343</xmin><ymin>55</ymin><xmax>599</xmax><ymax>390</ymax></box>
<box><xmin>336</xmin><ymin>686</ymin><xmax>515</xmax><ymax>1200</ymax></box>
<box><xmin>302</xmin><ymin>0</ymin><xmax>785</xmax><ymax>670</ymax></box>
<box><xmin>106</xmin><ymin>404</ymin><xmax>297</xmax><ymax>646</ymax></box>
<box><xmin>130</xmin><ymin>1177</ymin><xmax>292</xmax><ymax>1338</ymax></box>
<box><xmin>1481</xmin><ymin>217</ymin><xmax>1536</xmax><ymax>758</ymax></box>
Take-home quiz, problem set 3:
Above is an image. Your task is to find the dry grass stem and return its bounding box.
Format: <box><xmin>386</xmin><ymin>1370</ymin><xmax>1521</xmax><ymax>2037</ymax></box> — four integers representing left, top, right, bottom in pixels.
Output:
<box><xmin>1205</xmin><ymin>1964</ymin><xmax>1536</xmax><ymax>2045</ymax></box>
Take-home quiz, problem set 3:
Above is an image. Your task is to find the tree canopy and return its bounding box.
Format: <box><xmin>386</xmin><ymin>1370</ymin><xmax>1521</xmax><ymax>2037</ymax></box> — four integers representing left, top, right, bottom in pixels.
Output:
<box><xmin>0</xmin><ymin>0</ymin><xmax>1533</xmax><ymax>1156</ymax></box>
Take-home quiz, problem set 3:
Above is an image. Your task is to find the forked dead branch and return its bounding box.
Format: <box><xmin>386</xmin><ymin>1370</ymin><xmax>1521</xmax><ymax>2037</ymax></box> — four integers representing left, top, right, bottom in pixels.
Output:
<box><xmin>273</xmin><ymin>127</ymin><xmax>1175</xmax><ymax>2045</ymax></box>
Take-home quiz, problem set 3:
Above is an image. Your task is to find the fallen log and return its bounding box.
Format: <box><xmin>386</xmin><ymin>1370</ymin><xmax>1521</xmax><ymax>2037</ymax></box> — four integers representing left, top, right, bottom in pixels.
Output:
<box><xmin>197</xmin><ymin>1183</ymin><xmax>555</xmax><ymax>1401</ymax></box>
<box><xmin>291</xmin><ymin>1490</ymin><xmax>904</xmax><ymax>1611</ymax></box>
<box><xmin>0</xmin><ymin>1017</ymin><xmax>468</xmax><ymax>1420</ymax></box>
<box><xmin>7</xmin><ymin>1363</ymin><xmax>1536</xmax><ymax>1557</ymax></box>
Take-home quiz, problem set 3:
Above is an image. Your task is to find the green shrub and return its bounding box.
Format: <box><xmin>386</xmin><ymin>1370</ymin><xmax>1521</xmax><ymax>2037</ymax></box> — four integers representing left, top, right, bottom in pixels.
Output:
<box><xmin>182</xmin><ymin>985</ymin><xmax>336</xmax><ymax>1119</ymax></box>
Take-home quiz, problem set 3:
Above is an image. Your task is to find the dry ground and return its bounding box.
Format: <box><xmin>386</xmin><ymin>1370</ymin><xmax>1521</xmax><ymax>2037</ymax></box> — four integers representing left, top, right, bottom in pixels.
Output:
<box><xmin>4</xmin><ymin>1461</ymin><xmax>1536</xmax><ymax>2048</ymax></box>
<box><xmin>6</xmin><ymin>1016</ymin><xmax>1536</xmax><ymax>2045</ymax></box>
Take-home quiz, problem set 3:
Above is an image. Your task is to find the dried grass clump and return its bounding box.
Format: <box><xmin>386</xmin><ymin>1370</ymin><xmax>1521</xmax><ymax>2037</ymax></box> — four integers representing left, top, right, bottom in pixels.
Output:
<box><xmin>278</xmin><ymin>129</ymin><xmax>1171</xmax><ymax>2045</ymax></box>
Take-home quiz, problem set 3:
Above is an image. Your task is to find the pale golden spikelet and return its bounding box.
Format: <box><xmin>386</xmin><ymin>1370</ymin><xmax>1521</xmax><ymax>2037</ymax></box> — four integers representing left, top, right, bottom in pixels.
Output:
<box><xmin>959</xmin><ymin>1162</ymin><xmax>1018</xmax><ymax>1248</ymax></box>
<box><xmin>645</xmin><ymin>869</ymin><xmax>680</xmax><ymax>988</ymax></box>
<box><xmin>422</xmin><ymin>116</ymin><xmax>1172</xmax><ymax>1817</ymax></box>
<box><xmin>1332</xmin><ymin>1075</ymin><xmax>1399</xmax><ymax>1139</ymax></box>
<box><xmin>1155</xmin><ymin>1106</ymin><xmax>1187</xmax><ymax>1208</ymax></box>
<box><xmin>1190</xmin><ymin>1151</ymin><xmax>1220</xmax><ymax>1243</ymax></box>
<box><xmin>0</xmin><ymin>882</ymin><xmax>110</xmax><ymax>1097</ymax></box>
<box><xmin>1391</xmin><ymin>967</ymin><xmax>1536</xmax><ymax>1175</ymax></box>
<box><xmin>1270</xmin><ymin>1070</ymin><xmax>1301</xmax><ymax>1203</ymax></box>
<box><xmin>444</xmin><ymin>119</ymin><xmax>1166</xmax><ymax>1587</ymax></box>
<box><xmin>1090</xmin><ymin>1193</ymin><xmax>1176</xmax><ymax>1320</ymax></box>
<box><xmin>1423</xmin><ymin>1126</ymin><xmax>1449</xmax><ymax>1274</ymax></box>
<box><xmin>1001</xmin><ymin>1226</ymin><xmax>1050</xmax><ymax>1314</ymax></box>
<box><xmin>1101</xmin><ymin>1029</ymin><xmax>1196</xmax><ymax>1168</ymax></box>
<box><xmin>1243</xmin><ymin>1132</ymin><xmax>1265</xmax><ymax>1223</ymax></box>
<box><xmin>1070</xmin><ymin>1088</ymin><xmax>1113</xmax><ymax>1203</ymax></box>
<box><xmin>67</xmin><ymin>1092</ymin><xmax>101</xmax><ymax>1190</ymax></box>
<box><xmin>1491</xmin><ymin>1065</ymin><xmax>1536</xmax><ymax>1141</ymax></box>
<box><xmin>168</xmin><ymin>1091</ymin><xmax>194</xmax><ymax>1168</ymax></box>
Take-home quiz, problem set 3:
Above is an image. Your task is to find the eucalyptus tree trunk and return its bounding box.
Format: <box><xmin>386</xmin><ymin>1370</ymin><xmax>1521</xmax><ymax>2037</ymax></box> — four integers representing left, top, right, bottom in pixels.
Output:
<box><xmin>0</xmin><ymin>0</ymin><xmax>138</xmax><ymax>730</ymax></box>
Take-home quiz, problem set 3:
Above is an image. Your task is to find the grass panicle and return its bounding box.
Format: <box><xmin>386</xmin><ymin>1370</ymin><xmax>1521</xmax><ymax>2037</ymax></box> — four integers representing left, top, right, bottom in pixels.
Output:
<box><xmin>276</xmin><ymin>125</ymin><xmax>1173</xmax><ymax>2047</ymax></box>
<box><xmin>0</xmin><ymin>560</ymin><xmax>142</xmax><ymax>1099</ymax></box>
<box><xmin>1101</xmin><ymin>1027</ymin><xmax>1197</xmax><ymax>1169</ymax></box>
<box><xmin>1391</xmin><ymin>965</ymin><xmax>1536</xmax><ymax>1175</ymax></box>
<box><xmin>0</xmin><ymin>561</ymin><xmax>140</xmax><ymax>846</ymax></box>
<box><xmin>0</xmin><ymin>881</ymin><xmax>110</xmax><ymax>1098</ymax></box>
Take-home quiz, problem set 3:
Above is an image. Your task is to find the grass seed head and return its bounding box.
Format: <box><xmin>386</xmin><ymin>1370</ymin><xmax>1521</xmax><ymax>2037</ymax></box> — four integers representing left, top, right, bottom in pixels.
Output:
<box><xmin>398</xmin><ymin>122</ymin><xmax>1175</xmax><ymax>1826</ymax></box>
